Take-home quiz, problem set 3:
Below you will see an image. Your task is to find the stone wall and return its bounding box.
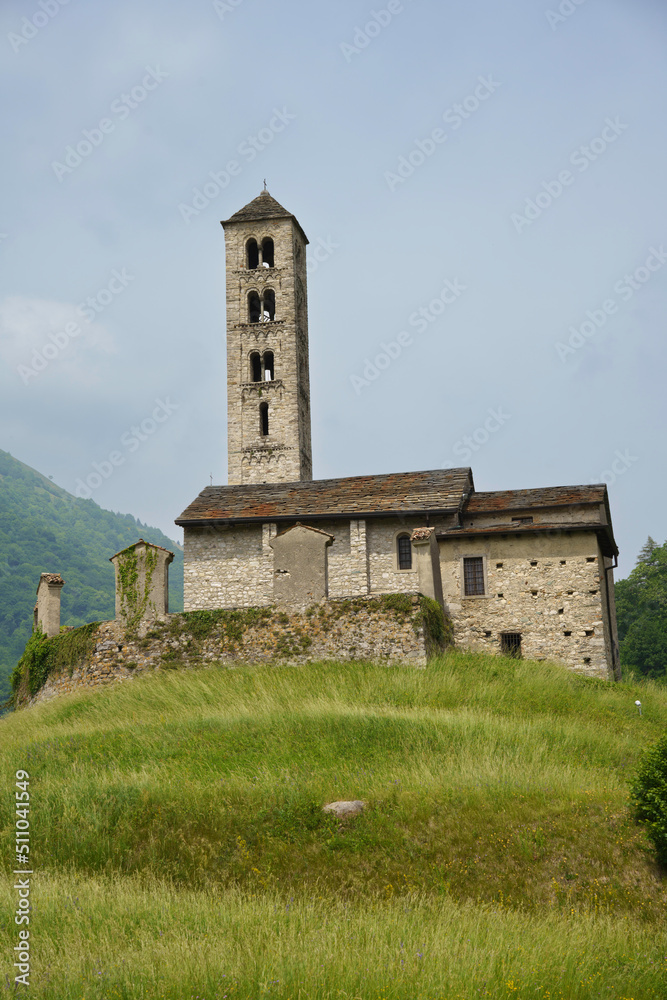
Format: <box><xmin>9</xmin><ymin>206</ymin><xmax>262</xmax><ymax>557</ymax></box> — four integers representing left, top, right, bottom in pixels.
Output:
<box><xmin>19</xmin><ymin>595</ymin><xmax>449</xmax><ymax>708</ymax></box>
<box><xmin>439</xmin><ymin>529</ymin><xmax>615</xmax><ymax>679</ymax></box>
<box><xmin>224</xmin><ymin>205</ymin><xmax>312</xmax><ymax>486</ymax></box>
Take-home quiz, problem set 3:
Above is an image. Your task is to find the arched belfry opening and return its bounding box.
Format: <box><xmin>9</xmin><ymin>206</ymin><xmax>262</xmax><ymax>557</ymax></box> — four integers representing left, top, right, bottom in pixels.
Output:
<box><xmin>250</xmin><ymin>352</ymin><xmax>262</xmax><ymax>382</ymax></box>
<box><xmin>262</xmin><ymin>289</ymin><xmax>276</xmax><ymax>322</ymax></box>
<box><xmin>261</xmin><ymin>237</ymin><xmax>274</xmax><ymax>268</ymax></box>
<box><xmin>221</xmin><ymin>188</ymin><xmax>312</xmax><ymax>485</ymax></box>
<box><xmin>246</xmin><ymin>238</ymin><xmax>259</xmax><ymax>269</ymax></box>
<box><xmin>248</xmin><ymin>291</ymin><xmax>261</xmax><ymax>324</ymax></box>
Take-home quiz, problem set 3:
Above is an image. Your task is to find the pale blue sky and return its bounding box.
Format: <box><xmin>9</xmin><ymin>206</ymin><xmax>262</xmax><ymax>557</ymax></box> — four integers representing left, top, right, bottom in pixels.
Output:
<box><xmin>1</xmin><ymin>0</ymin><xmax>666</xmax><ymax>578</ymax></box>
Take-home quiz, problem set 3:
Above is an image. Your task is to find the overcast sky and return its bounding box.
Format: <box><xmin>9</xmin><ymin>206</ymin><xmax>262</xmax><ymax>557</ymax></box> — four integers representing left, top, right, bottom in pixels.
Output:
<box><xmin>1</xmin><ymin>0</ymin><xmax>666</xmax><ymax>578</ymax></box>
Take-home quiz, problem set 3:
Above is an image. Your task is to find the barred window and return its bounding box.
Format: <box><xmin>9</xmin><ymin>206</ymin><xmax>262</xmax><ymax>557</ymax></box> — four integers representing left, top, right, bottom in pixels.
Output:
<box><xmin>501</xmin><ymin>633</ymin><xmax>522</xmax><ymax>658</ymax></box>
<box><xmin>397</xmin><ymin>534</ymin><xmax>412</xmax><ymax>570</ymax></box>
<box><xmin>463</xmin><ymin>556</ymin><xmax>485</xmax><ymax>596</ymax></box>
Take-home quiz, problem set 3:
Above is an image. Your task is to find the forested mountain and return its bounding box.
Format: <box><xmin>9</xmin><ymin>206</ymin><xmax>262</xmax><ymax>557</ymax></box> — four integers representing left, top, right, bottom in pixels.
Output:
<box><xmin>0</xmin><ymin>449</ymin><xmax>183</xmax><ymax>701</ymax></box>
<box><xmin>616</xmin><ymin>537</ymin><xmax>667</xmax><ymax>680</ymax></box>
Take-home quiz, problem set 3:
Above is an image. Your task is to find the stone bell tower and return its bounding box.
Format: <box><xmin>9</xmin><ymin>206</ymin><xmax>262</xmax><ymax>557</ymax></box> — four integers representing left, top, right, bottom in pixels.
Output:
<box><xmin>221</xmin><ymin>189</ymin><xmax>313</xmax><ymax>485</ymax></box>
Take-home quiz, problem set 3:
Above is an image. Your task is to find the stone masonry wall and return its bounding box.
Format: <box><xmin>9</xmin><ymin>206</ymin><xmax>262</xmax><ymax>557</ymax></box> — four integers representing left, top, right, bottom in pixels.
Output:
<box><xmin>224</xmin><ymin>211</ymin><xmax>312</xmax><ymax>485</ymax></box>
<box><xmin>439</xmin><ymin>529</ymin><xmax>614</xmax><ymax>679</ymax></box>
<box><xmin>24</xmin><ymin>595</ymin><xmax>446</xmax><ymax>707</ymax></box>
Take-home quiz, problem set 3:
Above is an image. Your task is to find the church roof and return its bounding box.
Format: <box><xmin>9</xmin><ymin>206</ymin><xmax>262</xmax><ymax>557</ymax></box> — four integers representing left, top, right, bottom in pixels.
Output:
<box><xmin>466</xmin><ymin>485</ymin><xmax>608</xmax><ymax>512</ymax></box>
<box><xmin>221</xmin><ymin>189</ymin><xmax>309</xmax><ymax>243</ymax></box>
<box><xmin>176</xmin><ymin>468</ymin><xmax>473</xmax><ymax>526</ymax></box>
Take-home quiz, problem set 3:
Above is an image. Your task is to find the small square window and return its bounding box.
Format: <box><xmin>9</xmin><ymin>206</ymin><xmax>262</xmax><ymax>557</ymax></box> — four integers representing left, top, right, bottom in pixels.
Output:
<box><xmin>560</xmin><ymin>560</ymin><xmax>566</xmax><ymax>565</ymax></box>
<box><xmin>583</xmin><ymin>657</ymin><xmax>591</xmax><ymax>665</ymax></box>
<box><xmin>558</xmin><ymin>608</ymin><xmax>564</xmax><ymax>614</ymax></box>
<box><xmin>531</xmin><ymin>590</ymin><xmax>538</xmax><ymax>596</ymax></box>
<box><xmin>586</xmin><ymin>557</ymin><xmax>596</xmax><ymax>563</ymax></box>
<box><xmin>501</xmin><ymin>633</ymin><xmax>522</xmax><ymax>658</ymax></box>
<box><xmin>564</xmin><ymin>631</ymin><xmax>572</xmax><ymax>636</ymax></box>
<box><xmin>530</xmin><ymin>560</ymin><xmax>538</xmax><ymax>566</ymax></box>
<box><xmin>585</xmin><ymin>630</ymin><xmax>594</xmax><ymax>637</ymax></box>
<box><xmin>496</xmin><ymin>562</ymin><xmax>503</xmax><ymax>569</ymax></box>
<box><xmin>497</xmin><ymin>592</ymin><xmax>504</xmax><ymax>598</ymax></box>
<box><xmin>484</xmin><ymin>630</ymin><xmax>492</xmax><ymax>637</ymax></box>
<box><xmin>463</xmin><ymin>556</ymin><xmax>485</xmax><ymax>596</ymax></box>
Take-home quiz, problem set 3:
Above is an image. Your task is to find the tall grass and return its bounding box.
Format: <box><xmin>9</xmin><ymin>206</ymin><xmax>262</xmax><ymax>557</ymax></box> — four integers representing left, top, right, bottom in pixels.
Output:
<box><xmin>1</xmin><ymin>652</ymin><xmax>666</xmax><ymax>996</ymax></box>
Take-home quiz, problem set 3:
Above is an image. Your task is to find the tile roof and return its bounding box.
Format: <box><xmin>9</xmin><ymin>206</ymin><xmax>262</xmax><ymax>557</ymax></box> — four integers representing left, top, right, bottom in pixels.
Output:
<box><xmin>465</xmin><ymin>485</ymin><xmax>607</xmax><ymax>512</ymax></box>
<box><xmin>176</xmin><ymin>468</ymin><xmax>473</xmax><ymax>525</ymax></box>
<box><xmin>221</xmin><ymin>190</ymin><xmax>309</xmax><ymax>243</ymax></box>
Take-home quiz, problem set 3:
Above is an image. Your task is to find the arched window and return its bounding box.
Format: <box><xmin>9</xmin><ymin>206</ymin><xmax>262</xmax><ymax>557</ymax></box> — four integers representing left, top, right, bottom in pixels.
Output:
<box><xmin>250</xmin><ymin>352</ymin><xmax>262</xmax><ymax>382</ymax></box>
<box><xmin>262</xmin><ymin>289</ymin><xmax>275</xmax><ymax>321</ymax></box>
<box><xmin>246</xmin><ymin>239</ymin><xmax>259</xmax><ymax>269</ymax></box>
<box><xmin>259</xmin><ymin>402</ymin><xmax>269</xmax><ymax>436</ymax></box>
<box><xmin>261</xmin><ymin>237</ymin><xmax>274</xmax><ymax>268</ymax></box>
<box><xmin>397</xmin><ymin>534</ymin><xmax>412</xmax><ymax>570</ymax></box>
<box><xmin>263</xmin><ymin>351</ymin><xmax>274</xmax><ymax>381</ymax></box>
<box><xmin>248</xmin><ymin>291</ymin><xmax>261</xmax><ymax>323</ymax></box>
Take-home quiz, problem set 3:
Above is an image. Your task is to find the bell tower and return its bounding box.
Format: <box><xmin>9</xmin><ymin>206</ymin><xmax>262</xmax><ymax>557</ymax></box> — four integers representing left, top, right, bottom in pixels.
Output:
<box><xmin>221</xmin><ymin>189</ymin><xmax>313</xmax><ymax>486</ymax></box>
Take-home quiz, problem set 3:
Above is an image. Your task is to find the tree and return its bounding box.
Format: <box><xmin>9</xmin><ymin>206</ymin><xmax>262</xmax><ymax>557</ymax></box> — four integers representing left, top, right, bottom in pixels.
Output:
<box><xmin>616</xmin><ymin>537</ymin><xmax>667</xmax><ymax>679</ymax></box>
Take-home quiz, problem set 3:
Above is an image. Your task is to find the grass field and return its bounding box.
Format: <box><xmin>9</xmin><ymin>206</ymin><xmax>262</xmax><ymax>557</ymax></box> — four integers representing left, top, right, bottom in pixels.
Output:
<box><xmin>1</xmin><ymin>651</ymin><xmax>666</xmax><ymax>998</ymax></box>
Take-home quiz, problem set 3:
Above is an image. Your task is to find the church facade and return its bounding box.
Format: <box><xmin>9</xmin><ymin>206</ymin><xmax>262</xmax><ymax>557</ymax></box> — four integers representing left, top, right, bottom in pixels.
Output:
<box><xmin>177</xmin><ymin>191</ymin><xmax>620</xmax><ymax>681</ymax></box>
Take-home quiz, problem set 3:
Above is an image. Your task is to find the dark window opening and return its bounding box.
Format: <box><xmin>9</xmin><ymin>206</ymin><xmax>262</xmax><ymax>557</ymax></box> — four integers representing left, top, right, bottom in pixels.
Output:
<box><xmin>512</xmin><ymin>516</ymin><xmax>533</xmax><ymax>525</ymax></box>
<box><xmin>248</xmin><ymin>291</ymin><xmax>261</xmax><ymax>323</ymax></box>
<box><xmin>262</xmin><ymin>289</ymin><xmax>276</xmax><ymax>321</ymax></box>
<box><xmin>496</xmin><ymin>562</ymin><xmax>503</xmax><ymax>569</ymax></box>
<box><xmin>246</xmin><ymin>239</ymin><xmax>259</xmax><ymax>269</ymax></box>
<box><xmin>259</xmin><ymin>402</ymin><xmax>269</xmax><ymax>436</ymax></box>
<box><xmin>497</xmin><ymin>592</ymin><xmax>504</xmax><ymax>598</ymax></box>
<box><xmin>583</xmin><ymin>657</ymin><xmax>591</xmax><ymax>665</ymax></box>
<box><xmin>567</xmin><ymin>590</ymin><xmax>574</xmax><ymax>595</ymax></box>
<box><xmin>586</xmin><ymin>557</ymin><xmax>596</xmax><ymax>563</ymax></box>
<box><xmin>501</xmin><ymin>633</ymin><xmax>522</xmax><ymax>658</ymax></box>
<box><xmin>564</xmin><ymin>631</ymin><xmax>572</xmax><ymax>636</ymax></box>
<box><xmin>397</xmin><ymin>534</ymin><xmax>412</xmax><ymax>570</ymax></box>
<box><xmin>531</xmin><ymin>590</ymin><xmax>538</xmax><ymax>596</ymax></box>
<box><xmin>558</xmin><ymin>608</ymin><xmax>564</xmax><ymax>614</ymax></box>
<box><xmin>263</xmin><ymin>351</ymin><xmax>274</xmax><ymax>381</ymax></box>
<box><xmin>484</xmin><ymin>630</ymin><xmax>492</xmax><ymax>637</ymax></box>
<box><xmin>560</xmin><ymin>560</ymin><xmax>566</xmax><ymax>565</ymax></box>
<box><xmin>530</xmin><ymin>560</ymin><xmax>538</xmax><ymax>566</ymax></box>
<box><xmin>463</xmin><ymin>556</ymin><xmax>485</xmax><ymax>596</ymax></box>
<box><xmin>589</xmin><ymin>589</ymin><xmax>598</xmax><ymax>595</ymax></box>
<box><xmin>261</xmin><ymin>237</ymin><xmax>274</xmax><ymax>268</ymax></box>
<box><xmin>585</xmin><ymin>630</ymin><xmax>594</xmax><ymax>637</ymax></box>
<box><xmin>250</xmin><ymin>352</ymin><xmax>262</xmax><ymax>382</ymax></box>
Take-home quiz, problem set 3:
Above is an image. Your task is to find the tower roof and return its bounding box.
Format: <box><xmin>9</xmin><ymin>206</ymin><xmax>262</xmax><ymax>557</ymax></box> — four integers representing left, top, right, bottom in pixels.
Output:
<box><xmin>221</xmin><ymin>189</ymin><xmax>308</xmax><ymax>243</ymax></box>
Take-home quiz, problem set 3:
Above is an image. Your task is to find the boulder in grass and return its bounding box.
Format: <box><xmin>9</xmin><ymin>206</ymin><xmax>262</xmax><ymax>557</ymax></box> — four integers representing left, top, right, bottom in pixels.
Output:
<box><xmin>322</xmin><ymin>800</ymin><xmax>366</xmax><ymax>817</ymax></box>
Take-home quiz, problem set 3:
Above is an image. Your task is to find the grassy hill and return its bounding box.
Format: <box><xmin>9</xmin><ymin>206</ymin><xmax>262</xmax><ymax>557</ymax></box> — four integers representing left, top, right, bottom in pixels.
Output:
<box><xmin>0</xmin><ymin>449</ymin><xmax>183</xmax><ymax>701</ymax></box>
<box><xmin>1</xmin><ymin>651</ymin><xmax>666</xmax><ymax>998</ymax></box>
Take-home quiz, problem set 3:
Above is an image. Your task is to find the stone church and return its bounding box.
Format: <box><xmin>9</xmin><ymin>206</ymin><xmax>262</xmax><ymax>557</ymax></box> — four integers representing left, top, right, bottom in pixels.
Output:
<box><xmin>176</xmin><ymin>190</ymin><xmax>620</xmax><ymax>681</ymax></box>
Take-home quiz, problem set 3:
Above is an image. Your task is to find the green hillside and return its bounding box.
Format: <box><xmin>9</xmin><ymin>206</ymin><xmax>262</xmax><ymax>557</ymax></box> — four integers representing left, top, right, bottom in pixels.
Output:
<box><xmin>0</xmin><ymin>449</ymin><xmax>183</xmax><ymax>701</ymax></box>
<box><xmin>1</xmin><ymin>652</ymin><xmax>666</xmax><ymax>998</ymax></box>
